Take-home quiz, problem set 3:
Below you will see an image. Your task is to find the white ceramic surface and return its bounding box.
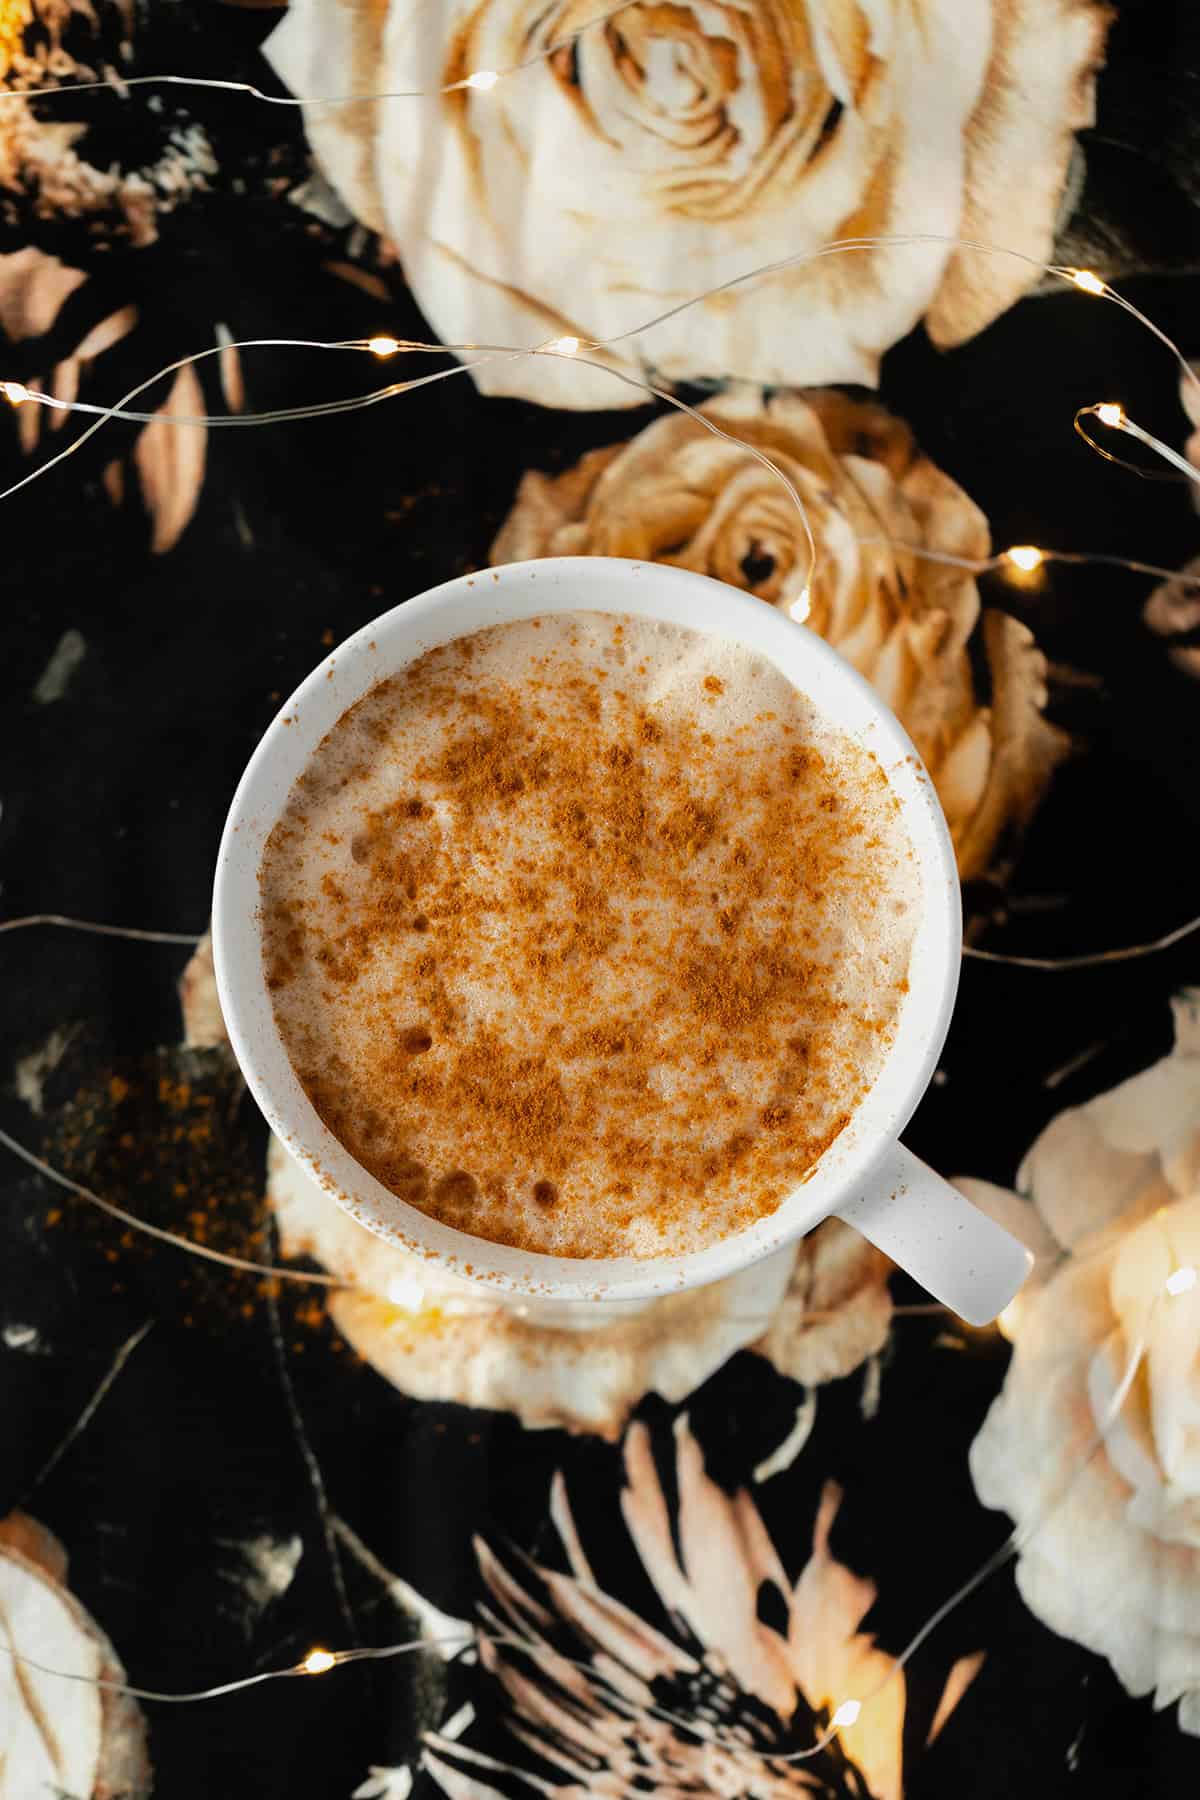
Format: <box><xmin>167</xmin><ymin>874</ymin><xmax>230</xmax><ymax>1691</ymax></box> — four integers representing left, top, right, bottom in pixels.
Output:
<box><xmin>213</xmin><ymin>557</ymin><xmax>1030</xmax><ymax>1324</ymax></box>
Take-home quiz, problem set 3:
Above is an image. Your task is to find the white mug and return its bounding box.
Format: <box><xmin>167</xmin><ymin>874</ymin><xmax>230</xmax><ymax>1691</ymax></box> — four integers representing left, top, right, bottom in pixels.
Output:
<box><xmin>213</xmin><ymin>557</ymin><xmax>1031</xmax><ymax>1325</ymax></box>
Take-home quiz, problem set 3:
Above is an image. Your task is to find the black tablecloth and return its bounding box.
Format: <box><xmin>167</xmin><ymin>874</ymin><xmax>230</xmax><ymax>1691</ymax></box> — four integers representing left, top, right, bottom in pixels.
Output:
<box><xmin>3</xmin><ymin>5</ymin><xmax>1200</xmax><ymax>1796</ymax></box>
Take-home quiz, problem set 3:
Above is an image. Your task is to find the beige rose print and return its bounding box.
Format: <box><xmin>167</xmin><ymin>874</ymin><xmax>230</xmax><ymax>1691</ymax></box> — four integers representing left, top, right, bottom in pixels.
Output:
<box><xmin>493</xmin><ymin>388</ymin><xmax>1066</xmax><ymax>881</ymax></box>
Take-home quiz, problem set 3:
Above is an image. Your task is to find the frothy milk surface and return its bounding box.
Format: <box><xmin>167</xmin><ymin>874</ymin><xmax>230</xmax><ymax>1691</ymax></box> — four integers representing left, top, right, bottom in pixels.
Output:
<box><xmin>260</xmin><ymin>612</ymin><xmax>921</xmax><ymax>1258</ymax></box>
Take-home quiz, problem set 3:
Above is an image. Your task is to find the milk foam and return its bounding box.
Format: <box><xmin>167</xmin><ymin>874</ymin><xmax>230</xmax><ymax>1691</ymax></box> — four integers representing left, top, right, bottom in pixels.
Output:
<box><xmin>260</xmin><ymin>612</ymin><xmax>921</xmax><ymax>1258</ymax></box>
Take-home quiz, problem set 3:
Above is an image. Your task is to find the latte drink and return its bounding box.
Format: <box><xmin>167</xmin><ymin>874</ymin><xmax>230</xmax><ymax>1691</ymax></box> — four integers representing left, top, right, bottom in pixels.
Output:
<box><xmin>260</xmin><ymin>611</ymin><xmax>920</xmax><ymax>1258</ymax></box>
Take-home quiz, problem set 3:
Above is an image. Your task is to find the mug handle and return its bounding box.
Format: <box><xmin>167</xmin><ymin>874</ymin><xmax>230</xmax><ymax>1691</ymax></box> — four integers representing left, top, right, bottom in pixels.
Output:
<box><xmin>835</xmin><ymin>1143</ymin><xmax>1032</xmax><ymax>1326</ymax></box>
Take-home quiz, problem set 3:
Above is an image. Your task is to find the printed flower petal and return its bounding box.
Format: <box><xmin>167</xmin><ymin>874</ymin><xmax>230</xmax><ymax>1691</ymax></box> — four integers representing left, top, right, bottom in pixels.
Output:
<box><xmin>428</xmin><ymin>1416</ymin><xmax>962</xmax><ymax>1799</ymax></box>
<box><xmin>134</xmin><ymin>362</ymin><xmax>207</xmax><ymax>554</ymax></box>
<box><xmin>969</xmin><ymin>996</ymin><xmax>1200</xmax><ymax>1734</ymax></box>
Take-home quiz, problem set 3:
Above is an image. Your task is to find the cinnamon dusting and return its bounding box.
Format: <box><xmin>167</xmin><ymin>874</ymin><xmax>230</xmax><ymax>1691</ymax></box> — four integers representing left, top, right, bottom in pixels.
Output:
<box><xmin>260</xmin><ymin>613</ymin><xmax>919</xmax><ymax>1258</ymax></box>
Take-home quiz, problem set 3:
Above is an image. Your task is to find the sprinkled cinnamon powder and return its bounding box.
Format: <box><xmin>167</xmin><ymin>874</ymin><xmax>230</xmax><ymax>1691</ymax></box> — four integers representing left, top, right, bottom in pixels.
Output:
<box><xmin>260</xmin><ymin>612</ymin><xmax>920</xmax><ymax>1258</ymax></box>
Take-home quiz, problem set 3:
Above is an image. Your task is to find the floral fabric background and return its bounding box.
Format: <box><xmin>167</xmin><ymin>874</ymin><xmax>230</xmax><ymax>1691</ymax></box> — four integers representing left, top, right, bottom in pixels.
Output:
<box><xmin>2</xmin><ymin>1</ymin><xmax>1200</xmax><ymax>1796</ymax></box>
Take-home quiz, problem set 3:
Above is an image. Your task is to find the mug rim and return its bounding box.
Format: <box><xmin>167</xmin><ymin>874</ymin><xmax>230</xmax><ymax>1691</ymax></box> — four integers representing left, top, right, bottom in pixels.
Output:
<box><xmin>213</xmin><ymin>556</ymin><xmax>961</xmax><ymax>1299</ymax></box>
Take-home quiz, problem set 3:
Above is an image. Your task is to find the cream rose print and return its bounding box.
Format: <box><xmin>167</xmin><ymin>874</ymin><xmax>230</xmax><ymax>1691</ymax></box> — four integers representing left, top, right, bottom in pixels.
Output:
<box><xmin>965</xmin><ymin>991</ymin><xmax>1200</xmax><ymax>1736</ymax></box>
<box><xmin>267</xmin><ymin>0</ymin><xmax>1111</xmax><ymax>408</ymax></box>
<box><xmin>0</xmin><ymin>1511</ymin><xmax>151</xmax><ymax>1798</ymax></box>
<box><xmin>268</xmin><ymin>1123</ymin><xmax>894</xmax><ymax>1439</ymax></box>
<box><xmin>159</xmin><ymin>923</ymin><xmax>900</xmax><ymax>1443</ymax></box>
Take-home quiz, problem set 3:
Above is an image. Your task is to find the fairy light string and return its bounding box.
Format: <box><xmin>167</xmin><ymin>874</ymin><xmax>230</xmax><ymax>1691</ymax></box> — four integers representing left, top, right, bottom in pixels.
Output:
<box><xmin>0</xmin><ymin>1631</ymin><xmax>458</xmax><ymax>1705</ymax></box>
<box><xmin>463</xmin><ymin>1262</ymin><xmax>1185</xmax><ymax>1775</ymax></box>
<box><xmin>0</xmin><ymin>1107</ymin><xmax>1028</xmax><ymax>1328</ymax></box>
<box><xmin>3</xmin><ymin>926</ymin><xmax>1190</xmax><ymax>1759</ymax></box>
<box><xmin>0</xmin><ymin>912</ymin><xmax>201</xmax><ymax>945</ymax></box>
<box><xmin>0</xmin><ymin>915</ymin><xmax>1193</xmax><ymax>1752</ymax></box>
<box><xmin>0</xmin><ymin>46</ymin><xmax>1196</xmax><ymax>1773</ymax></box>
<box><xmin>0</xmin><ymin>905</ymin><xmax>1196</xmax><ymax>1302</ymax></box>
<box><xmin>760</xmin><ymin>1279</ymin><xmax>1176</xmax><ymax>1769</ymax></box>
<box><xmin>0</xmin><ymin>1090</ymin><xmax>1191</xmax><ymax>1344</ymax></box>
<box><xmin>2</xmin><ymin>900</ymin><xmax>1199</xmax><ymax>971</ymax></box>
<box><xmin>0</xmin><ymin>1122</ymin><xmax>351</xmax><ymax>1291</ymax></box>
<box><xmin>0</xmin><ymin>329</ymin><xmax>823</xmax><ymax>579</ymax></box>
<box><xmin>1075</xmin><ymin>399</ymin><xmax>1200</xmax><ymax>485</ymax></box>
<box><xmin>0</xmin><ymin>1080</ymin><xmax>969</xmax><ymax>1323</ymax></box>
<box><xmin>4</xmin><ymin>238</ymin><xmax>1200</xmax><ymax>601</ymax></box>
<box><xmin>961</xmin><ymin>911</ymin><xmax>1200</xmax><ymax>971</ymax></box>
<box><xmin>0</xmin><ymin>1</ymin><xmax>642</xmax><ymax>109</ymax></box>
<box><xmin>2</xmin><ymin>1256</ymin><xmax>1194</xmax><ymax>1751</ymax></box>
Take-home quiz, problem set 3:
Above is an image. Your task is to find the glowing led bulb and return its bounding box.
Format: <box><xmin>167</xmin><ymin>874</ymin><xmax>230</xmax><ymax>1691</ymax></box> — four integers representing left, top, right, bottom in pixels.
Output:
<box><xmin>789</xmin><ymin>585</ymin><xmax>812</xmax><ymax>623</ymax></box>
<box><xmin>303</xmin><ymin>1648</ymin><xmax>336</xmax><ymax>1675</ymax></box>
<box><xmin>2</xmin><ymin>380</ymin><xmax>29</xmax><ymax>406</ymax></box>
<box><xmin>465</xmin><ymin>68</ymin><xmax>499</xmax><ymax>89</ymax></box>
<box><xmin>1095</xmin><ymin>402</ymin><xmax>1125</xmax><ymax>428</ymax></box>
<box><xmin>1166</xmin><ymin>1266</ymin><xmax>1197</xmax><ymax>1296</ymax></box>
<box><xmin>832</xmin><ymin>1699</ymin><xmax>862</xmax><ymax>1729</ymax></box>
<box><xmin>368</xmin><ymin>335</ymin><xmax>401</xmax><ymax>358</ymax></box>
<box><xmin>546</xmin><ymin>335</ymin><xmax>580</xmax><ymax>356</ymax></box>
<box><xmin>1004</xmin><ymin>545</ymin><xmax>1044</xmax><ymax>573</ymax></box>
<box><xmin>1071</xmin><ymin>269</ymin><xmax>1106</xmax><ymax>296</ymax></box>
